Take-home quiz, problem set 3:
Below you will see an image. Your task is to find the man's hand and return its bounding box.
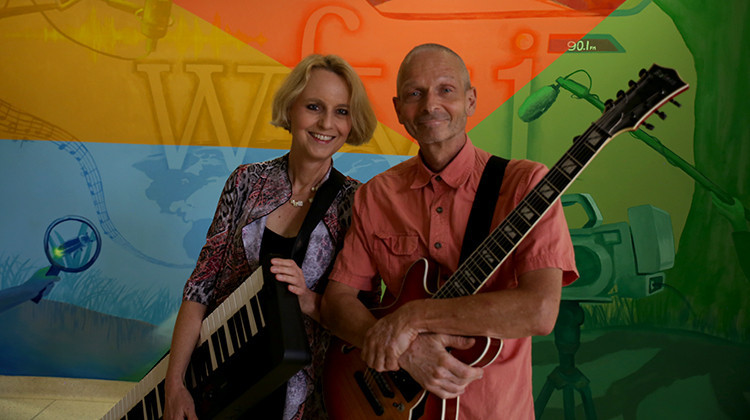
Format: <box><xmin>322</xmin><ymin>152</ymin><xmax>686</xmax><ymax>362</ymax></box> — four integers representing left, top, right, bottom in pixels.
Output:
<box><xmin>398</xmin><ymin>333</ymin><xmax>484</xmax><ymax>399</ymax></box>
<box><xmin>361</xmin><ymin>304</ymin><xmax>422</xmax><ymax>371</ymax></box>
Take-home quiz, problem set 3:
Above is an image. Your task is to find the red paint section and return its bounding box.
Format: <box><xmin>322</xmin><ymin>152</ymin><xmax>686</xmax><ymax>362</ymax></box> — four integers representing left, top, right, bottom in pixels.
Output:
<box><xmin>173</xmin><ymin>0</ymin><xmax>624</xmax><ymax>137</ymax></box>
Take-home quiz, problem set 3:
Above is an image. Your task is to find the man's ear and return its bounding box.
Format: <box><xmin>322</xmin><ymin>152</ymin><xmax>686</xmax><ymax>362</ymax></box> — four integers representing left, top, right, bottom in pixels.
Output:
<box><xmin>465</xmin><ymin>87</ymin><xmax>477</xmax><ymax>117</ymax></box>
<box><xmin>393</xmin><ymin>96</ymin><xmax>403</xmax><ymax>123</ymax></box>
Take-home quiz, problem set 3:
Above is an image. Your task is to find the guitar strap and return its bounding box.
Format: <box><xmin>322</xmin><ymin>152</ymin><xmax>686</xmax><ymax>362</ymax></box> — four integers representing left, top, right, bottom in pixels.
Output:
<box><xmin>459</xmin><ymin>155</ymin><xmax>509</xmax><ymax>265</ymax></box>
<box><xmin>290</xmin><ymin>167</ymin><xmax>346</xmax><ymax>267</ymax></box>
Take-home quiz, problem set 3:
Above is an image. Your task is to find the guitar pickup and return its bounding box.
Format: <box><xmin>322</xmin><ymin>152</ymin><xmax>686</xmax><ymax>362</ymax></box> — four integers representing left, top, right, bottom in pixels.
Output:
<box><xmin>354</xmin><ymin>371</ymin><xmax>385</xmax><ymax>416</ymax></box>
<box><xmin>372</xmin><ymin>371</ymin><xmax>395</xmax><ymax>398</ymax></box>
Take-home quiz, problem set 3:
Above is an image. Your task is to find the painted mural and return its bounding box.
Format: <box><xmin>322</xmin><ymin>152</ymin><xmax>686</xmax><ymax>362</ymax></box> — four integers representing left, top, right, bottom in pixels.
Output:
<box><xmin>0</xmin><ymin>0</ymin><xmax>747</xmax><ymax>418</ymax></box>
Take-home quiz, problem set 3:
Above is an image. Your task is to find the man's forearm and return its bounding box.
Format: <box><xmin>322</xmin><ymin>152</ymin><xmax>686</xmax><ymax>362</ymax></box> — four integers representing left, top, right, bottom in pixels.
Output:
<box><xmin>399</xmin><ymin>268</ymin><xmax>563</xmax><ymax>339</ymax></box>
<box><xmin>320</xmin><ymin>282</ymin><xmax>377</xmax><ymax>348</ymax></box>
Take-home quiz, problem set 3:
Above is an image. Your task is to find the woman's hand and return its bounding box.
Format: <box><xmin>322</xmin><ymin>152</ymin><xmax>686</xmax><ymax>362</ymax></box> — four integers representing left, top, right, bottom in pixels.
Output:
<box><xmin>269</xmin><ymin>258</ymin><xmax>321</xmax><ymax>321</ymax></box>
<box><xmin>164</xmin><ymin>381</ymin><xmax>198</xmax><ymax>420</ymax></box>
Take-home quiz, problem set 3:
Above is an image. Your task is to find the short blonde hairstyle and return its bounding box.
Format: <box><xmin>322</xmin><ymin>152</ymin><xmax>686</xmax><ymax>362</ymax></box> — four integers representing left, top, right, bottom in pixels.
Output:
<box><xmin>271</xmin><ymin>54</ymin><xmax>377</xmax><ymax>146</ymax></box>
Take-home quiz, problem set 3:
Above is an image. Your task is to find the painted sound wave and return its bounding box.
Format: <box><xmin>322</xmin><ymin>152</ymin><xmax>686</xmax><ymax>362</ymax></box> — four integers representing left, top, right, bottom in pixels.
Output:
<box><xmin>0</xmin><ymin>98</ymin><xmax>194</xmax><ymax>269</ymax></box>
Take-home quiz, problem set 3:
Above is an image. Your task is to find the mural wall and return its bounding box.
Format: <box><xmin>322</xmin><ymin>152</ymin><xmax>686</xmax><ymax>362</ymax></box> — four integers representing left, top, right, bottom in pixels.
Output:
<box><xmin>0</xmin><ymin>0</ymin><xmax>747</xmax><ymax>418</ymax></box>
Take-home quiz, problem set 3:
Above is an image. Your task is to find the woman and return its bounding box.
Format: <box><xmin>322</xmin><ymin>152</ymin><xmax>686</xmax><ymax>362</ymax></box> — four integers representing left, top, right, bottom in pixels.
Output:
<box><xmin>164</xmin><ymin>54</ymin><xmax>377</xmax><ymax>420</ymax></box>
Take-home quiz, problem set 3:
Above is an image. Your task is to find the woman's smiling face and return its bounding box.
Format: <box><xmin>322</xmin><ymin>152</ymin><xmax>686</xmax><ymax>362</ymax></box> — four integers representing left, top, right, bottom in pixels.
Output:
<box><xmin>289</xmin><ymin>68</ymin><xmax>352</xmax><ymax>162</ymax></box>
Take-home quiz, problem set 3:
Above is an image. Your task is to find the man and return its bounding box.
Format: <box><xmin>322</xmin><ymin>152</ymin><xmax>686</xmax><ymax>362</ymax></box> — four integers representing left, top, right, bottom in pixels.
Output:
<box><xmin>321</xmin><ymin>43</ymin><xmax>578</xmax><ymax>418</ymax></box>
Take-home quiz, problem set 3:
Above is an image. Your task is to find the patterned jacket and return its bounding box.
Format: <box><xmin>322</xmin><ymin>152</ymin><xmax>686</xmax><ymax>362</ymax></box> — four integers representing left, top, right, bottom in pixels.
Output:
<box><xmin>183</xmin><ymin>154</ymin><xmax>358</xmax><ymax>419</ymax></box>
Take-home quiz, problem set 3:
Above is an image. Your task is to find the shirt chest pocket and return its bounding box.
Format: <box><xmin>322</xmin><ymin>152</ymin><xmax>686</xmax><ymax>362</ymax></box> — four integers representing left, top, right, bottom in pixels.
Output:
<box><xmin>373</xmin><ymin>232</ymin><xmax>421</xmax><ymax>280</ymax></box>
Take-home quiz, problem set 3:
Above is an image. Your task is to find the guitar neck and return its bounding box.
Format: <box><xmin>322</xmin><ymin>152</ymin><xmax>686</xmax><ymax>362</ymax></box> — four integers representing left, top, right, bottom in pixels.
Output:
<box><xmin>434</xmin><ymin>123</ymin><xmax>611</xmax><ymax>300</ymax></box>
<box><xmin>433</xmin><ymin>63</ymin><xmax>688</xmax><ymax>300</ymax></box>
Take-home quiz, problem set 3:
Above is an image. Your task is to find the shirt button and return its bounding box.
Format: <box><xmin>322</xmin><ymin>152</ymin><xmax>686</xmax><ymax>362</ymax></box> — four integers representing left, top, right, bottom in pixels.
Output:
<box><xmin>436</xmin><ymin>207</ymin><xmax>443</xmax><ymax>214</ymax></box>
<box><xmin>434</xmin><ymin>242</ymin><xmax>442</xmax><ymax>249</ymax></box>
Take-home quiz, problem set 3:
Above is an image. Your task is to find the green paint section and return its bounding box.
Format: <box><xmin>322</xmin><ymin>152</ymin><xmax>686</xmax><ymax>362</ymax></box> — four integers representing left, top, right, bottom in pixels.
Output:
<box><xmin>472</xmin><ymin>0</ymin><xmax>749</xmax><ymax>345</ymax></box>
<box><xmin>644</xmin><ymin>0</ymin><xmax>750</xmax><ymax>344</ymax></box>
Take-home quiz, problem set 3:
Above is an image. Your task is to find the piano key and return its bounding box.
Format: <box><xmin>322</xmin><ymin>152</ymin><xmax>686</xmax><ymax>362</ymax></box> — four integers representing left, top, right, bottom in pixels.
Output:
<box><xmin>227</xmin><ymin>309</ymin><xmax>241</xmax><ymax>353</ymax></box>
<box><xmin>239</xmin><ymin>304</ymin><xmax>253</xmax><ymax>341</ymax></box>
<box><xmin>157</xmin><ymin>379</ymin><xmax>166</xmax><ymax>417</ymax></box>
<box><xmin>192</xmin><ymin>341</ymin><xmax>212</xmax><ymax>386</ymax></box>
<box><xmin>143</xmin><ymin>388</ymin><xmax>159</xmax><ymax>419</ymax></box>
<box><xmin>246</xmin><ymin>300</ymin><xmax>259</xmax><ymax>335</ymax></box>
<box><xmin>224</xmin><ymin>293</ymin><xmax>239</xmax><ymax>356</ymax></box>
<box><xmin>126</xmin><ymin>400</ymin><xmax>145</xmax><ymax>419</ymax></box>
<box><xmin>248</xmin><ymin>271</ymin><xmax>266</xmax><ymax>328</ymax></box>
<box><xmin>210</xmin><ymin>326</ymin><xmax>230</xmax><ymax>367</ymax></box>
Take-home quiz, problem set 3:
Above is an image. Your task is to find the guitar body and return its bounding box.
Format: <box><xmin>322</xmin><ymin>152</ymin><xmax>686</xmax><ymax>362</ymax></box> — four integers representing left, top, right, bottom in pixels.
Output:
<box><xmin>323</xmin><ymin>259</ymin><xmax>503</xmax><ymax>420</ymax></box>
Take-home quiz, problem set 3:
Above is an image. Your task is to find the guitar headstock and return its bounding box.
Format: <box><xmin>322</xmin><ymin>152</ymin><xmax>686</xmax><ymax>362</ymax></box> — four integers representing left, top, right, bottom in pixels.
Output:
<box><xmin>598</xmin><ymin>64</ymin><xmax>688</xmax><ymax>136</ymax></box>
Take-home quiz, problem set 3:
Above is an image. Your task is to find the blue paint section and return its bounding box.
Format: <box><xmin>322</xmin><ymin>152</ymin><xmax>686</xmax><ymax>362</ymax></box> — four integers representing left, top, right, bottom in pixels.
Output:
<box><xmin>0</xmin><ymin>138</ymin><xmax>408</xmax><ymax>378</ymax></box>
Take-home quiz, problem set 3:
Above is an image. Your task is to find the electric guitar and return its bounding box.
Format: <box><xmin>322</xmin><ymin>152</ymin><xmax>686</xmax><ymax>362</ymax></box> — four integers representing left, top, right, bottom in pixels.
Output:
<box><xmin>323</xmin><ymin>64</ymin><xmax>688</xmax><ymax>420</ymax></box>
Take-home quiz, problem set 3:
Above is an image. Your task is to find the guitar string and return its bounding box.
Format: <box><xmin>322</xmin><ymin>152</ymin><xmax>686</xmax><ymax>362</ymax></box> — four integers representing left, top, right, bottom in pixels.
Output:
<box><xmin>362</xmin><ymin>367</ymin><xmax>377</xmax><ymax>395</ymax></box>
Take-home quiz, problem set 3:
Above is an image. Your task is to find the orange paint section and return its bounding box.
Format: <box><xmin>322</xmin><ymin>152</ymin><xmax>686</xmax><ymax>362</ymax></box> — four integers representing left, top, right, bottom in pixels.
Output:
<box><xmin>173</xmin><ymin>0</ymin><xmax>624</xmax><ymax>138</ymax></box>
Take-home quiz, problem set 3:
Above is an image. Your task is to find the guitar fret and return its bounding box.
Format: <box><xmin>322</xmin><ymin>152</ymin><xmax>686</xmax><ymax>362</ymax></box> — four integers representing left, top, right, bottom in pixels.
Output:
<box><xmin>584</xmin><ymin>127</ymin><xmax>608</xmax><ymax>150</ymax></box>
<box><xmin>489</xmin><ymin>232</ymin><xmax>513</xmax><ymax>257</ymax></box>
<box><xmin>502</xmin><ymin>221</ymin><xmax>522</xmax><ymax>239</ymax></box>
<box><xmin>467</xmin><ymin>264</ymin><xmax>489</xmax><ymax>284</ymax></box>
<box><xmin>555</xmin><ymin>155</ymin><xmax>582</xmax><ymax>181</ymax></box>
<box><xmin>472</xmin><ymin>251</ymin><xmax>496</xmax><ymax>276</ymax></box>
<box><xmin>468</xmin><ymin>260</ymin><xmax>489</xmax><ymax>286</ymax></box>
<box><xmin>562</xmin><ymin>150</ymin><xmax>584</xmax><ymax>167</ymax></box>
<box><xmin>456</xmin><ymin>271</ymin><xmax>478</xmax><ymax>292</ymax></box>
<box><xmin>478</xmin><ymin>247</ymin><xmax>500</xmax><ymax>267</ymax></box>
<box><xmin>534</xmin><ymin>180</ymin><xmax>559</xmax><ymax>205</ymax></box>
<box><xmin>453</xmin><ymin>282</ymin><xmax>469</xmax><ymax>296</ymax></box>
<box><xmin>517</xmin><ymin>201</ymin><xmax>540</xmax><ymax>222</ymax></box>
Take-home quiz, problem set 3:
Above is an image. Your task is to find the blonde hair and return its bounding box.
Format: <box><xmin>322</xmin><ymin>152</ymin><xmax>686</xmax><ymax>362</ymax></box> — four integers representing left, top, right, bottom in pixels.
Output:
<box><xmin>271</xmin><ymin>54</ymin><xmax>377</xmax><ymax>146</ymax></box>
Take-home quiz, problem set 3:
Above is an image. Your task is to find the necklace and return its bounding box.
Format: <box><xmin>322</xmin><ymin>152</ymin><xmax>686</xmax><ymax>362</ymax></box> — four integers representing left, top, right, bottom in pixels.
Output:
<box><xmin>288</xmin><ymin>162</ymin><xmax>329</xmax><ymax>208</ymax></box>
<box><xmin>289</xmin><ymin>184</ymin><xmax>320</xmax><ymax>208</ymax></box>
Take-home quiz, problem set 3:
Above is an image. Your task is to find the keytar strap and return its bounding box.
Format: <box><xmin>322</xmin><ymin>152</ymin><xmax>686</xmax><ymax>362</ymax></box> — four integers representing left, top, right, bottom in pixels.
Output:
<box><xmin>290</xmin><ymin>168</ymin><xmax>346</xmax><ymax>267</ymax></box>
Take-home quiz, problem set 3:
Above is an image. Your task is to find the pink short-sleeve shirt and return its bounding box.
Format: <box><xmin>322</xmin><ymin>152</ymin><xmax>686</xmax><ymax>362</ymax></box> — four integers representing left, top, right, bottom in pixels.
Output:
<box><xmin>329</xmin><ymin>137</ymin><xmax>578</xmax><ymax>418</ymax></box>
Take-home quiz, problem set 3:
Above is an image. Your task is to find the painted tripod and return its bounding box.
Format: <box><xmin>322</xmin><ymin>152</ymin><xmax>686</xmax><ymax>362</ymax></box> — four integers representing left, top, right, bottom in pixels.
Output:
<box><xmin>535</xmin><ymin>300</ymin><xmax>597</xmax><ymax>420</ymax></box>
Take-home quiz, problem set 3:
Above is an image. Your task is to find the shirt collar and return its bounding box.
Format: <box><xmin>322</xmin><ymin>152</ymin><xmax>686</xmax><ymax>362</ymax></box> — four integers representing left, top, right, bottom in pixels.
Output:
<box><xmin>411</xmin><ymin>135</ymin><xmax>476</xmax><ymax>190</ymax></box>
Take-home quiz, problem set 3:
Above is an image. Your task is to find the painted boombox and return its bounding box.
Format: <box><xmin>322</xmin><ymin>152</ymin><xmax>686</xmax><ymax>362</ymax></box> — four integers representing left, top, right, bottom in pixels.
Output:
<box><xmin>561</xmin><ymin>193</ymin><xmax>675</xmax><ymax>302</ymax></box>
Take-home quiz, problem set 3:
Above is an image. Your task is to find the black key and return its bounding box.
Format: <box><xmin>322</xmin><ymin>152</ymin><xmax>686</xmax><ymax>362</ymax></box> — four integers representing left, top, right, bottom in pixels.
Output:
<box><xmin>127</xmin><ymin>401</ymin><xmax>145</xmax><ymax>420</ymax></box>
<box><xmin>144</xmin><ymin>389</ymin><xmax>159</xmax><ymax>420</ymax></box>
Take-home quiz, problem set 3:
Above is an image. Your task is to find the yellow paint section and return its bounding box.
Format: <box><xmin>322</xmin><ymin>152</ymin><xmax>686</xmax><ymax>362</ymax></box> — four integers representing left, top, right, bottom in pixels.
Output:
<box><xmin>0</xmin><ymin>2</ymin><xmax>414</xmax><ymax>154</ymax></box>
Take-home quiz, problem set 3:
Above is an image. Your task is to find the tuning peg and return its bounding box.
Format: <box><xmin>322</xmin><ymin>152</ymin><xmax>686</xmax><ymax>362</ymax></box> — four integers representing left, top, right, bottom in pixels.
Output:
<box><xmin>604</xmin><ymin>99</ymin><xmax>614</xmax><ymax>110</ymax></box>
<box><xmin>617</xmin><ymin>90</ymin><xmax>625</xmax><ymax>98</ymax></box>
<box><xmin>628</xmin><ymin>79</ymin><xmax>636</xmax><ymax>87</ymax></box>
<box><xmin>654</xmin><ymin>110</ymin><xmax>667</xmax><ymax>120</ymax></box>
<box><xmin>642</xmin><ymin>122</ymin><xmax>655</xmax><ymax>130</ymax></box>
<box><xmin>639</xmin><ymin>68</ymin><xmax>647</xmax><ymax>78</ymax></box>
<box><xmin>670</xmin><ymin>99</ymin><xmax>681</xmax><ymax>107</ymax></box>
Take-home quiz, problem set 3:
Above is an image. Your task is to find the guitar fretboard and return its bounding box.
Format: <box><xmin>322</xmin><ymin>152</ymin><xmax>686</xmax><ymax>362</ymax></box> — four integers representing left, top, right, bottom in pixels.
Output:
<box><xmin>434</xmin><ymin>124</ymin><xmax>611</xmax><ymax>300</ymax></box>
